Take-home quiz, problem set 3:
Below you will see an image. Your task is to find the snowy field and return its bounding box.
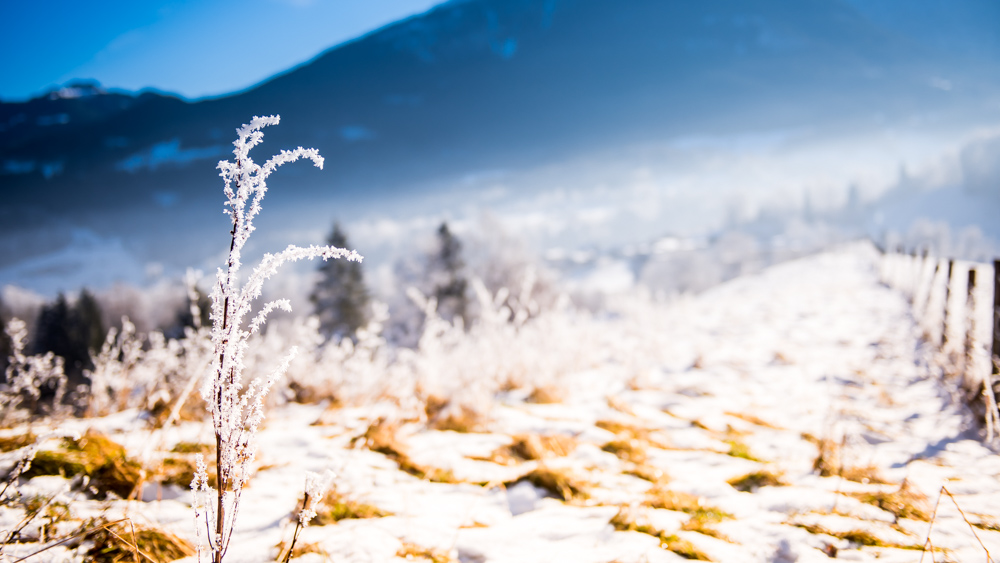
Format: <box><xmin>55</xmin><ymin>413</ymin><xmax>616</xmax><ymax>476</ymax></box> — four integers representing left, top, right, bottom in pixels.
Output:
<box><xmin>4</xmin><ymin>243</ymin><xmax>1000</xmax><ymax>562</ymax></box>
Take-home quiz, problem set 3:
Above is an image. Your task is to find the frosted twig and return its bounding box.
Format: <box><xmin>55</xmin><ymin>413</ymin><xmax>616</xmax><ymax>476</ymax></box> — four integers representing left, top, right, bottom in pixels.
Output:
<box><xmin>195</xmin><ymin>115</ymin><xmax>361</xmax><ymax>563</ymax></box>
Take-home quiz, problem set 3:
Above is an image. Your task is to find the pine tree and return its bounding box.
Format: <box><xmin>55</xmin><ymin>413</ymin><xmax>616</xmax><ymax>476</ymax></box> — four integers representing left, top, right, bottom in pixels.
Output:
<box><xmin>32</xmin><ymin>290</ymin><xmax>105</xmax><ymax>384</ymax></box>
<box><xmin>430</xmin><ymin>222</ymin><xmax>468</xmax><ymax>325</ymax></box>
<box><xmin>310</xmin><ymin>223</ymin><xmax>369</xmax><ymax>339</ymax></box>
<box><xmin>76</xmin><ymin>289</ymin><xmax>106</xmax><ymax>356</ymax></box>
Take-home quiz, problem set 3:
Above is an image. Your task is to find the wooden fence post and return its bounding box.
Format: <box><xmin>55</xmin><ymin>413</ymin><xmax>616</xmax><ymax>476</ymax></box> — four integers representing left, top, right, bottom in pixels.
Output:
<box><xmin>964</xmin><ymin>267</ymin><xmax>977</xmax><ymax>372</ymax></box>
<box><xmin>992</xmin><ymin>259</ymin><xmax>1000</xmax><ymax>388</ymax></box>
<box><xmin>920</xmin><ymin>260</ymin><xmax>940</xmax><ymax>320</ymax></box>
<box><xmin>942</xmin><ymin>259</ymin><xmax>954</xmax><ymax>347</ymax></box>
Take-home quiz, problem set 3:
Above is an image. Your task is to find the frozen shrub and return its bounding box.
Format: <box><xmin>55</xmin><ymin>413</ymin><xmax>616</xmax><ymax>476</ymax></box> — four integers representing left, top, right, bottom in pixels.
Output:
<box><xmin>86</xmin><ymin>317</ymin><xmax>142</xmax><ymax>416</ymax></box>
<box><xmin>1</xmin><ymin>318</ymin><xmax>67</xmax><ymax>423</ymax></box>
<box><xmin>189</xmin><ymin>115</ymin><xmax>360</xmax><ymax>563</ymax></box>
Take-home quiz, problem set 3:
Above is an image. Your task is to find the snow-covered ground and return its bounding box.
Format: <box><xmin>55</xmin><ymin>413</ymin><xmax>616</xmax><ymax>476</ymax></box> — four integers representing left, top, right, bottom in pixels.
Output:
<box><xmin>6</xmin><ymin>243</ymin><xmax>1000</xmax><ymax>562</ymax></box>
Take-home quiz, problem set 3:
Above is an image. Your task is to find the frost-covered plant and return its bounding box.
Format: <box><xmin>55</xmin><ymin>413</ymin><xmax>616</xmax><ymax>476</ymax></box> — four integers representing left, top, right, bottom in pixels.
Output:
<box><xmin>280</xmin><ymin>469</ymin><xmax>335</xmax><ymax>563</ymax></box>
<box><xmin>1</xmin><ymin>318</ymin><xmax>67</xmax><ymax>423</ymax></box>
<box><xmin>190</xmin><ymin>116</ymin><xmax>360</xmax><ymax>563</ymax></box>
<box><xmin>277</xmin><ymin>302</ymin><xmax>400</xmax><ymax>407</ymax></box>
<box><xmin>86</xmin><ymin>317</ymin><xmax>143</xmax><ymax>415</ymax></box>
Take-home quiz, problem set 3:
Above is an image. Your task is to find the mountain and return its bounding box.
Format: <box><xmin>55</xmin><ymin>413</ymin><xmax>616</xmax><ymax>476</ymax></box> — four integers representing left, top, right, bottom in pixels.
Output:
<box><xmin>2</xmin><ymin>0</ymin><xmax>999</xmax><ymax>289</ymax></box>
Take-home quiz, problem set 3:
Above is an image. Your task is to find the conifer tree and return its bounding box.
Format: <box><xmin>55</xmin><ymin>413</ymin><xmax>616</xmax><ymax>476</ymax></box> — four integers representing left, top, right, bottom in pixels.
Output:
<box><xmin>310</xmin><ymin>223</ymin><xmax>369</xmax><ymax>339</ymax></box>
<box><xmin>429</xmin><ymin>222</ymin><xmax>469</xmax><ymax>325</ymax></box>
<box><xmin>76</xmin><ymin>289</ymin><xmax>106</xmax><ymax>356</ymax></box>
<box><xmin>32</xmin><ymin>290</ymin><xmax>105</xmax><ymax>384</ymax></box>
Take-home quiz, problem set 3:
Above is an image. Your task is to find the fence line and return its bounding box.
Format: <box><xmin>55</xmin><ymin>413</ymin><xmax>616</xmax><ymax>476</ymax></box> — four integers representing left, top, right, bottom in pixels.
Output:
<box><xmin>877</xmin><ymin>248</ymin><xmax>1000</xmax><ymax>440</ymax></box>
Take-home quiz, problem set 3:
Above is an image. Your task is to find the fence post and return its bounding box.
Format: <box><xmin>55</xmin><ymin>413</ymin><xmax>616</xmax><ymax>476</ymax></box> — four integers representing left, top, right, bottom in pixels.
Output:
<box><xmin>920</xmin><ymin>259</ymin><xmax>940</xmax><ymax>320</ymax></box>
<box><xmin>942</xmin><ymin>259</ymin><xmax>954</xmax><ymax>347</ymax></box>
<box><xmin>992</xmin><ymin>259</ymin><xmax>1000</xmax><ymax>390</ymax></box>
<box><xmin>964</xmin><ymin>267</ymin><xmax>977</xmax><ymax>374</ymax></box>
<box><xmin>988</xmin><ymin>260</ymin><xmax>1000</xmax><ymax>439</ymax></box>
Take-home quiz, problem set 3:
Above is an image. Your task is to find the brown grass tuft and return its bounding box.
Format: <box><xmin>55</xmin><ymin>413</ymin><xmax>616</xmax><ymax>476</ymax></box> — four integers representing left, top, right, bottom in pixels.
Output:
<box><xmin>431</xmin><ymin>406</ymin><xmax>483</xmax><ymax>433</ymax></box>
<box><xmin>723</xmin><ymin>412</ymin><xmax>782</xmax><ymax>429</ymax></box>
<box><xmin>839</xmin><ymin>465</ymin><xmax>890</xmax><ymax>485</ymax></box>
<box><xmin>275</xmin><ymin>538</ymin><xmax>329</xmax><ymax>561</ymax></box>
<box><xmin>606</xmin><ymin>395</ymin><xmax>636</xmax><ymax>415</ymax></box>
<box><xmin>596</xmin><ymin>419</ymin><xmax>670</xmax><ymax>449</ymax></box>
<box><xmin>21</xmin><ymin>430</ymin><xmax>143</xmax><ymax>499</ymax></box>
<box><xmin>423</xmin><ymin>395</ymin><xmax>449</xmax><ymax>420</ymax></box>
<box><xmin>169</xmin><ymin>442</ymin><xmax>212</xmax><ymax>454</ymax></box>
<box><xmin>792</xmin><ymin>522</ymin><xmax>922</xmax><ymax>550</ymax></box>
<box><xmin>681</xmin><ymin>512</ymin><xmax>730</xmax><ymax>541</ymax></box>
<box><xmin>727</xmin><ymin>469</ymin><xmax>787</xmax><ymax>492</ymax></box>
<box><xmin>847</xmin><ymin>481</ymin><xmax>930</xmax><ymax>522</ymax></box>
<box><xmin>506</xmin><ymin>465</ymin><xmax>590</xmax><ymax>502</ymax></box>
<box><xmin>624</xmin><ymin>464</ymin><xmax>670</xmax><ymax>484</ymax></box>
<box><xmin>971</xmin><ymin>515</ymin><xmax>1000</xmax><ymax>532</ymax></box>
<box><xmin>807</xmin><ymin>435</ymin><xmax>890</xmax><ymax>484</ymax></box>
<box><xmin>86</xmin><ymin>519</ymin><xmax>195</xmax><ymax>562</ymax></box>
<box><xmin>0</xmin><ymin>433</ymin><xmax>35</xmax><ymax>452</ymax></box>
<box><xmin>723</xmin><ymin>438</ymin><xmax>761</xmax><ymax>462</ymax></box>
<box><xmin>153</xmin><ymin>453</ymin><xmax>218</xmax><ymax>490</ymax></box>
<box><xmin>396</xmin><ymin>542</ymin><xmax>455</xmax><ymax>562</ymax></box>
<box><xmin>610</xmin><ymin>505</ymin><xmax>710</xmax><ymax>560</ymax></box>
<box><xmin>309</xmin><ymin>489</ymin><xmax>392</xmax><ymax>525</ymax></box>
<box><xmin>644</xmin><ymin>486</ymin><xmax>731</xmax><ymax>522</ymax></box>
<box><xmin>353</xmin><ymin>419</ymin><xmax>461</xmax><ymax>483</ymax></box>
<box><xmin>602</xmin><ymin>438</ymin><xmax>648</xmax><ymax>464</ymax></box>
<box><xmin>146</xmin><ymin>392</ymin><xmax>207</xmax><ymax>429</ymax></box>
<box><xmin>526</xmin><ymin>385</ymin><xmax>563</xmax><ymax>404</ymax></box>
<box><xmin>483</xmin><ymin>433</ymin><xmax>577</xmax><ymax>465</ymax></box>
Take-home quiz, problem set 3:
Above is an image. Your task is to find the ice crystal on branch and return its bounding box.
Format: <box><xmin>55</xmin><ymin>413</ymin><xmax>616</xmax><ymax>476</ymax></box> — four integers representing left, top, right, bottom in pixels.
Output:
<box><xmin>194</xmin><ymin>115</ymin><xmax>361</xmax><ymax>563</ymax></box>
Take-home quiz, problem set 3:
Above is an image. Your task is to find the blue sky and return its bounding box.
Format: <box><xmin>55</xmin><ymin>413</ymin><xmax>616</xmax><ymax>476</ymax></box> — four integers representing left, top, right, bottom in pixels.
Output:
<box><xmin>0</xmin><ymin>0</ymin><xmax>443</xmax><ymax>101</ymax></box>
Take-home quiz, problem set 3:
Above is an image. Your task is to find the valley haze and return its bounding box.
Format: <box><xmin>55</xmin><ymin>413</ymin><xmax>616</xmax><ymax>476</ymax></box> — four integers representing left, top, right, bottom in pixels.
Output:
<box><xmin>2</xmin><ymin>0</ymin><xmax>1000</xmax><ymax>299</ymax></box>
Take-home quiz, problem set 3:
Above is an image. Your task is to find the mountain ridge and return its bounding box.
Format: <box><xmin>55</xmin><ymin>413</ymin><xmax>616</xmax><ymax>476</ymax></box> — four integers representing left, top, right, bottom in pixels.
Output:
<box><xmin>2</xmin><ymin>0</ymin><xmax>998</xmax><ymax>266</ymax></box>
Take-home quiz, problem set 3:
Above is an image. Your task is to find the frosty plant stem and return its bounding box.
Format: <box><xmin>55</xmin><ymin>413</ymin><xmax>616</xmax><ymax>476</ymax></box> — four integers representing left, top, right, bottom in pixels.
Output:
<box><xmin>191</xmin><ymin>116</ymin><xmax>361</xmax><ymax>563</ymax></box>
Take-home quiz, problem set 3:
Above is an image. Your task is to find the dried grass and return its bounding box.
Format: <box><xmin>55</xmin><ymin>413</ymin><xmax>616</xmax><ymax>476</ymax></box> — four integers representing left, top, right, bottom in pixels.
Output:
<box><xmin>643</xmin><ymin>486</ymin><xmax>732</xmax><ymax>522</ymax></box>
<box><xmin>723</xmin><ymin>411</ymin><xmax>781</xmax><ymax>429</ymax></box>
<box><xmin>792</xmin><ymin>522</ymin><xmax>922</xmax><ymax>550</ymax></box>
<box><xmin>309</xmin><ymin>489</ymin><xmax>391</xmax><ymax>525</ymax></box>
<box><xmin>483</xmin><ymin>433</ymin><xmax>577</xmax><ymax>464</ymax></box>
<box><xmin>146</xmin><ymin>393</ymin><xmax>207</xmax><ymax>429</ymax></box>
<box><xmin>595</xmin><ymin>419</ymin><xmax>670</xmax><ymax>448</ymax></box>
<box><xmin>0</xmin><ymin>433</ymin><xmax>35</xmax><ymax>452</ymax></box>
<box><xmin>727</xmin><ymin>469</ymin><xmax>787</xmax><ymax>492</ymax></box>
<box><xmin>21</xmin><ymin>430</ymin><xmax>143</xmax><ymax>499</ymax></box>
<box><xmin>526</xmin><ymin>385</ymin><xmax>563</xmax><ymax>404</ymax></box>
<box><xmin>154</xmin><ymin>453</ymin><xmax>218</xmax><ymax>490</ymax></box>
<box><xmin>970</xmin><ymin>515</ymin><xmax>1000</xmax><ymax>532</ymax></box>
<box><xmin>848</xmin><ymin>481</ymin><xmax>930</xmax><ymax>522</ymax></box>
<box><xmin>610</xmin><ymin>505</ymin><xmax>710</xmax><ymax>560</ymax></box>
<box><xmin>396</xmin><ymin>542</ymin><xmax>455</xmax><ymax>562</ymax></box>
<box><xmin>623</xmin><ymin>464</ymin><xmax>670</xmax><ymax>484</ymax></box>
<box><xmin>806</xmin><ymin>434</ymin><xmax>890</xmax><ymax>484</ymax></box>
<box><xmin>169</xmin><ymin>442</ymin><xmax>212</xmax><ymax>454</ymax></box>
<box><xmin>354</xmin><ymin>419</ymin><xmax>460</xmax><ymax>483</ymax></box>
<box><xmin>507</xmin><ymin>465</ymin><xmax>590</xmax><ymax>502</ymax></box>
<box><xmin>85</xmin><ymin>519</ymin><xmax>195</xmax><ymax>562</ymax></box>
<box><xmin>275</xmin><ymin>538</ymin><xmax>329</xmax><ymax>561</ymax></box>
<box><xmin>723</xmin><ymin>439</ymin><xmax>760</xmax><ymax>462</ymax></box>
<box><xmin>601</xmin><ymin>438</ymin><xmax>648</xmax><ymax>464</ymax></box>
<box><xmin>606</xmin><ymin>396</ymin><xmax>636</xmax><ymax>415</ymax></box>
<box><xmin>681</xmin><ymin>512</ymin><xmax>730</xmax><ymax>541</ymax></box>
<box><xmin>424</xmin><ymin>395</ymin><xmax>483</xmax><ymax>433</ymax></box>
